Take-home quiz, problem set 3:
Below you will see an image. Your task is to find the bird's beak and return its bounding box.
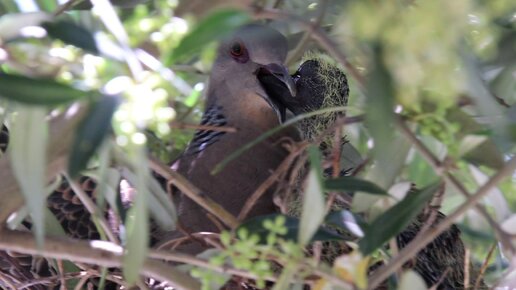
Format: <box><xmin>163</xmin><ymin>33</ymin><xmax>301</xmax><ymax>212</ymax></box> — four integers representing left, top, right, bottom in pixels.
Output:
<box><xmin>256</xmin><ymin>63</ymin><xmax>297</xmax><ymax>122</ymax></box>
<box><xmin>259</xmin><ymin>63</ymin><xmax>297</xmax><ymax>97</ymax></box>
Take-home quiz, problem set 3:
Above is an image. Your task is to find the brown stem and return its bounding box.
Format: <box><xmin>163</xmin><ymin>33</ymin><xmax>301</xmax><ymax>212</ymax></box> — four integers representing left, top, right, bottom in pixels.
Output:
<box><xmin>368</xmin><ymin>155</ymin><xmax>516</xmax><ymax>289</ymax></box>
<box><xmin>237</xmin><ymin>145</ymin><xmax>303</xmax><ymax>221</ymax></box>
<box><xmin>148</xmin><ymin>156</ymin><xmax>239</xmax><ymax>229</ymax></box>
<box><xmin>396</xmin><ymin>116</ymin><xmax>516</xmax><ymax>254</ymax></box>
<box><xmin>0</xmin><ymin>230</ymin><xmax>201</xmax><ymax>290</ymax></box>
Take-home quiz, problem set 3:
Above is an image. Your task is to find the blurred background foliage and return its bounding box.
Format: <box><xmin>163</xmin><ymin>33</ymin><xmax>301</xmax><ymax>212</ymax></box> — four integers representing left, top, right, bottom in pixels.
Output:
<box><xmin>0</xmin><ymin>0</ymin><xmax>515</xmax><ymax>288</ymax></box>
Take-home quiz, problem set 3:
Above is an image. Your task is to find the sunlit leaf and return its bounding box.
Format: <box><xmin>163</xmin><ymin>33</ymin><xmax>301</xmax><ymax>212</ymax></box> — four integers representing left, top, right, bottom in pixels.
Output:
<box><xmin>359</xmin><ymin>181</ymin><xmax>441</xmax><ymax>255</ymax></box>
<box><xmin>469</xmin><ymin>165</ymin><xmax>510</xmax><ymax>222</ymax></box>
<box><xmin>399</xmin><ymin>270</ymin><xmax>427</xmax><ymax>290</ymax></box>
<box><xmin>325</xmin><ymin>210</ymin><xmax>366</xmax><ymax>238</ymax></box>
<box><xmin>299</xmin><ymin>146</ymin><xmax>326</xmax><ymax>246</ymax></box>
<box><xmin>122</xmin><ymin>167</ymin><xmax>177</xmax><ymax>231</ymax></box>
<box><xmin>0</xmin><ymin>73</ymin><xmax>91</xmax><ymax>105</ymax></box>
<box><xmin>68</xmin><ymin>95</ymin><xmax>119</xmax><ymax>177</ymax></box>
<box><xmin>167</xmin><ymin>9</ymin><xmax>250</xmax><ymax>64</ymax></box>
<box><xmin>334</xmin><ymin>252</ymin><xmax>370</xmax><ymax>289</ymax></box>
<box><xmin>238</xmin><ymin>214</ymin><xmax>343</xmax><ymax>244</ymax></box>
<box><xmin>10</xmin><ymin>106</ymin><xmax>48</xmax><ymax>247</ymax></box>
<box><xmin>42</xmin><ymin>20</ymin><xmax>98</xmax><ymax>53</ymax></box>
<box><xmin>325</xmin><ymin>176</ymin><xmax>389</xmax><ymax>196</ymax></box>
<box><xmin>0</xmin><ymin>12</ymin><xmax>51</xmax><ymax>41</ymax></box>
<box><xmin>72</xmin><ymin>0</ymin><xmax>150</xmax><ymax>10</ymax></box>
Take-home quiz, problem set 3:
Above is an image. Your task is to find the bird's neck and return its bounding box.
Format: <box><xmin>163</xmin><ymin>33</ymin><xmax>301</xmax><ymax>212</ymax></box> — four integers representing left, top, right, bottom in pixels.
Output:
<box><xmin>207</xmin><ymin>82</ymin><xmax>280</xmax><ymax>132</ymax></box>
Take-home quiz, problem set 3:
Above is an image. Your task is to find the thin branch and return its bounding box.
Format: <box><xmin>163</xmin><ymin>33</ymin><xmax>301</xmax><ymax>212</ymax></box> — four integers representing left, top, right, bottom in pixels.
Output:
<box><xmin>53</xmin><ymin>0</ymin><xmax>80</xmax><ymax>17</ymax></box>
<box><xmin>474</xmin><ymin>243</ymin><xmax>497</xmax><ymax>290</ymax></box>
<box><xmin>0</xmin><ymin>230</ymin><xmax>201</xmax><ymax>290</ymax></box>
<box><xmin>286</xmin><ymin>0</ymin><xmax>329</xmax><ymax>65</ymax></box>
<box><xmin>395</xmin><ymin>116</ymin><xmax>516</xmax><ymax>253</ymax></box>
<box><xmin>237</xmin><ymin>143</ymin><xmax>304</xmax><ymax>221</ymax></box>
<box><xmin>148</xmin><ymin>249</ymin><xmax>279</xmax><ymax>283</ymax></box>
<box><xmin>64</xmin><ymin>173</ymin><xmax>119</xmax><ymax>243</ymax></box>
<box><xmin>148</xmin><ymin>156</ymin><xmax>239</xmax><ymax>229</ymax></box>
<box><xmin>368</xmin><ymin>155</ymin><xmax>516</xmax><ymax>289</ymax></box>
<box><xmin>251</xmin><ymin>6</ymin><xmax>366</xmax><ymax>88</ymax></box>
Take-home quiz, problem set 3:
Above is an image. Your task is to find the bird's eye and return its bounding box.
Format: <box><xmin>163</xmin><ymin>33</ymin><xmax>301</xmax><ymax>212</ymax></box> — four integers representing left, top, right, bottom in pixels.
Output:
<box><xmin>230</xmin><ymin>41</ymin><xmax>244</xmax><ymax>57</ymax></box>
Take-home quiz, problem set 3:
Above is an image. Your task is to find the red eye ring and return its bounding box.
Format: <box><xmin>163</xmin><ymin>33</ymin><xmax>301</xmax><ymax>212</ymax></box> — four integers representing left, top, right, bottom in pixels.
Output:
<box><xmin>230</xmin><ymin>41</ymin><xmax>244</xmax><ymax>57</ymax></box>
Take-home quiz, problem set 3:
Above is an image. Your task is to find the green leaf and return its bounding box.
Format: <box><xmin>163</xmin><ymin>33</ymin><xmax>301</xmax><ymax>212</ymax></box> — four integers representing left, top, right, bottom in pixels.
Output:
<box><xmin>10</xmin><ymin>106</ymin><xmax>48</xmax><ymax>247</ymax></box>
<box><xmin>325</xmin><ymin>176</ymin><xmax>389</xmax><ymax>196</ymax></box>
<box><xmin>42</xmin><ymin>20</ymin><xmax>98</xmax><ymax>53</ymax></box>
<box><xmin>0</xmin><ymin>73</ymin><xmax>91</xmax><ymax>105</ymax></box>
<box><xmin>325</xmin><ymin>210</ymin><xmax>367</xmax><ymax>238</ymax></box>
<box><xmin>359</xmin><ymin>181</ymin><xmax>441</xmax><ymax>255</ymax></box>
<box><xmin>123</xmin><ymin>145</ymin><xmax>149</xmax><ymax>285</ymax></box>
<box><xmin>238</xmin><ymin>214</ymin><xmax>343</xmax><ymax>244</ymax></box>
<box><xmin>352</xmin><ymin>135</ymin><xmax>411</xmax><ymax>213</ymax></box>
<box><xmin>446</xmin><ymin>108</ymin><xmax>505</xmax><ymax>169</ymax></box>
<box><xmin>0</xmin><ymin>12</ymin><xmax>51</xmax><ymax>41</ymax></box>
<box><xmin>364</xmin><ymin>44</ymin><xmax>395</xmax><ymax>164</ymax></box>
<box><xmin>121</xmin><ymin>167</ymin><xmax>177</xmax><ymax>232</ymax></box>
<box><xmin>166</xmin><ymin>9</ymin><xmax>250</xmax><ymax>65</ymax></box>
<box><xmin>68</xmin><ymin>95</ymin><xmax>119</xmax><ymax>177</ymax></box>
<box><xmin>298</xmin><ymin>146</ymin><xmax>326</xmax><ymax>246</ymax></box>
<box><xmin>399</xmin><ymin>270</ymin><xmax>427</xmax><ymax>290</ymax></box>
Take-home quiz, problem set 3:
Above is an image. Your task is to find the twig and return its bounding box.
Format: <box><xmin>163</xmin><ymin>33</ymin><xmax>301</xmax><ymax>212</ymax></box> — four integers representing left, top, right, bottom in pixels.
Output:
<box><xmin>0</xmin><ymin>271</ymin><xmax>18</xmax><ymax>290</ymax></box>
<box><xmin>237</xmin><ymin>144</ymin><xmax>304</xmax><ymax>221</ymax></box>
<box><xmin>148</xmin><ymin>156</ymin><xmax>239</xmax><ymax>229</ymax></box>
<box><xmin>474</xmin><ymin>243</ymin><xmax>497</xmax><ymax>290</ymax></box>
<box><xmin>251</xmin><ymin>6</ymin><xmax>366</xmax><ymax>88</ymax></box>
<box><xmin>367</xmin><ymin>155</ymin><xmax>516</xmax><ymax>289</ymax></box>
<box><xmin>64</xmin><ymin>173</ymin><xmax>119</xmax><ymax>243</ymax></box>
<box><xmin>464</xmin><ymin>248</ymin><xmax>470</xmax><ymax>289</ymax></box>
<box><xmin>286</xmin><ymin>0</ymin><xmax>329</xmax><ymax>65</ymax></box>
<box><xmin>53</xmin><ymin>0</ymin><xmax>80</xmax><ymax>17</ymax></box>
<box><xmin>0</xmin><ymin>230</ymin><xmax>201</xmax><ymax>290</ymax></box>
<box><xmin>395</xmin><ymin>116</ymin><xmax>516</xmax><ymax>254</ymax></box>
<box><xmin>148</xmin><ymin>249</ymin><xmax>279</xmax><ymax>283</ymax></box>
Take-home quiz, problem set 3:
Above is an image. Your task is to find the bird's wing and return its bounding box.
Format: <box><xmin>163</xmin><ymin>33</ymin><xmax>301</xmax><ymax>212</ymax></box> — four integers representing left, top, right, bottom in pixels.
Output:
<box><xmin>184</xmin><ymin>104</ymin><xmax>228</xmax><ymax>156</ymax></box>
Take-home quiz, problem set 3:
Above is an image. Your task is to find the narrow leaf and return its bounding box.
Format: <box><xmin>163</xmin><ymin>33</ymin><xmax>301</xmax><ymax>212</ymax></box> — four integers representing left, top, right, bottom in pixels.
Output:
<box><xmin>0</xmin><ymin>73</ymin><xmax>91</xmax><ymax>105</ymax></box>
<box><xmin>167</xmin><ymin>9</ymin><xmax>250</xmax><ymax>65</ymax></box>
<box><xmin>123</xmin><ymin>145</ymin><xmax>149</xmax><ymax>285</ymax></box>
<box><xmin>42</xmin><ymin>20</ymin><xmax>98</xmax><ymax>53</ymax></box>
<box><xmin>325</xmin><ymin>176</ymin><xmax>388</xmax><ymax>196</ymax></box>
<box><xmin>68</xmin><ymin>95</ymin><xmax>119</xmax><ymax>177</ymax></box>
<box><xmin>325</xmin><ymin>210</ymin><xmax>366</xmax><ymax>238</ymax></box>
<box><xmin>299</xmin><ymin>146</ymin><xmax>326</xmax><ymax>246</ymax></box>
<box><xmin>359</xmin><ymin>181</ymin><xmax>441</xmax><ymax>255</ymax></box>
<box><xmin>10</xmin><ymin>106</ymin><xmax>48</xmax><ymax>247</ymax></box>
<box><xmin>364</xmin><ymin>44</ymin><xmax>395</xmax><ymax>165</ymax></box>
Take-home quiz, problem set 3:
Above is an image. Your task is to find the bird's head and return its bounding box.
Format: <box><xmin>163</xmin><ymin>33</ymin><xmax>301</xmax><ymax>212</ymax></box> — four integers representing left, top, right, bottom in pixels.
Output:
<box><xmin>208</xmin><ymin>24</ymin><xmax>296</xmax><ymax>123</ymax></box>
<box><xmin>259</xmin><ymin>56</ymin><xmax>350</xmax><ymax>139</ymax></box>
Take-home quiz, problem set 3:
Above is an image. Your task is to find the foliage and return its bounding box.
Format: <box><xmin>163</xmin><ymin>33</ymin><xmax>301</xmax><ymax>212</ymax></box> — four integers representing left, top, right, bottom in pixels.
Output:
<box><xmin>0</xmin><ymin>0</ymin><xmax>515</xmax><ymax>289</ymax></box>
